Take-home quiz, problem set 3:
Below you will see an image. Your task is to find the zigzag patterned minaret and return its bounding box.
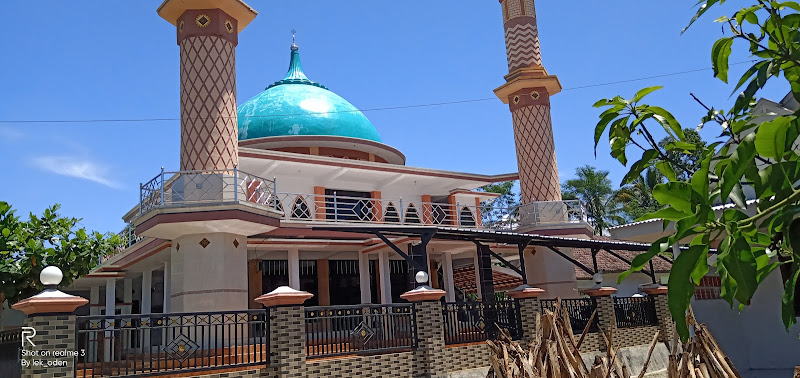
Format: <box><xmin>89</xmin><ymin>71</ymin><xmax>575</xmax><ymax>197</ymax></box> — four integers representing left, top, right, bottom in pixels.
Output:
<box><xmin>495</xmin><ymin>0</ymin><xmax>563</xmax><ymax>203</ymax></box>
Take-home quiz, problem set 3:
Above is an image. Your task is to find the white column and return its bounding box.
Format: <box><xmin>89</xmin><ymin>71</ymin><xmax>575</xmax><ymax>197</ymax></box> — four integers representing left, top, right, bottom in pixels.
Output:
<box><xmin>473</xmin><ymin>249</ymin><xmax>482</xmax><ymax>300</ymax></box>
<box><xmin>162</xmin><ymin>261</ymin><xmax>171</xmax><ymax>314</ymax></box>
<box><xmin>141</xmin><ymin>269</ymin><xmax>153</xmax><ymax>352</ymax></box>
<box><xmin>443</xmin><ymin>253</ymin><xmax>456</xmax><ymax>302</ymax></box>
<box><xmin>359</xmin><ymin>252</ymin><xmax>372</xmax><ymax>304</ymax></box>
<box><xmin>288</xmin><ymin>248</ymin><xmax>300</xmax><ymax>290</ymax></box>
<box><xmin>88</xmin><ymin>286</ymin><xmax>100</xmax><ymax>362</ymax></box>
<box><xmin>122</xmin><ymin>279</ymin><xmax>133</xmax><ymax>315</ymax></box>
<box><xmin>379</xmin><ymin>251</ymin><xmax>392</xmax><ymax>304</ymax></box>
<box><xmin>104</xmin><ymin>278</ymin><xmax>117</xmax><ymax>362</ymax></box>
<box><xmin>89</xmin><ymin>286</ymin><xmax>100</xmax><ymax>315</ymax></box>
<box><xmin>141</xmin><ymin>270</ymin><xmax>153</xmax><ymax>314</ymax></box>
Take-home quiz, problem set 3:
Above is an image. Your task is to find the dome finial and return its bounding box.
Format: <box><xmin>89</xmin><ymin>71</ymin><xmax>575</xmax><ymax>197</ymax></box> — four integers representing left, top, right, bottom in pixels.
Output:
<box><xmin>291</xmin><ymin>29</ymin><xmax>298</xmax><ymax>51</ymax></box>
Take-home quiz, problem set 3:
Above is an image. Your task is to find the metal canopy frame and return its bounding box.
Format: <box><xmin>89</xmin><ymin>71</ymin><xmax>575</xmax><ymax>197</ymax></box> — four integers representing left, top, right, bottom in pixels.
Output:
<box><xmin>310</xmin><ymin>225</ymin><xmax>682</xmax><ymax>284</ymax></box>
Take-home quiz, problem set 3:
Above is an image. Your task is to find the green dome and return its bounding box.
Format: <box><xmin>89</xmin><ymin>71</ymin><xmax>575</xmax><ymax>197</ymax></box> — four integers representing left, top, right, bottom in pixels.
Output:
<box><xmin>238</xmin><ymin>45</ymin><xmax>382</xmax><ymax>143</ymax></box>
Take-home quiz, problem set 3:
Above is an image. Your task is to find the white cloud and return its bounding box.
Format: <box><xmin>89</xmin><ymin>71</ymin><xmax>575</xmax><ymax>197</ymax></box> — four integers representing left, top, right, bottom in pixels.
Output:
<box><xmin>32</xmin><ymin>156</ymin><xmax>122</xmax><ymax>189</ymax></box>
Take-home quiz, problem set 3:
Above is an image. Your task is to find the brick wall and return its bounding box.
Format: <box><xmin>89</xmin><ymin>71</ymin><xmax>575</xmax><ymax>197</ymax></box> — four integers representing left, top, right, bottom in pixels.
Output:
<box><xmin>270</xmin><ymin>306</ymin><xmax>307</xmax><ymax>377</ymax></box>
<box><xmin>442</xmin><ymin>343</ymin><xmax>490</xmax><ymax>372</ymax></box>
<box><xmin>22</xmin><ymin>315</ymin><xmax>76</xmax><ymax>378</ymax></box>
<box><xmin>412</xmin><ymin>301</ymin><xmax>445</xmax><ymax>375</ymax></box>
<box><xmin>306</xmin><ymin>351</ymin><xmax>413</xmax><ymax>377</ymax></box>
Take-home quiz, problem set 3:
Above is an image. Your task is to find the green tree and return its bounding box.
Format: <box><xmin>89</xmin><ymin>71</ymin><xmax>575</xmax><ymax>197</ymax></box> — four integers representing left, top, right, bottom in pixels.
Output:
<box><xmin>658</xmin><ymin>128</ymin><xmax>707</xmax><ymax>180</ymax></box>
<box><xmin>592</xmin><ymin>1</ymin><xmax>800</xmax><ymax>340</ymax></box>
<box><xmin>616</xmin><ymin>167</ymin><xmax>665</xmax><ymax>221</ymax></box>
<box><xmin>562</xmin><ymin>166</ymin><xmax>626</xmax><ymax>235</ymax></box>
<box><xmin>480</xmin><ymin>181</ymin><xmax>520</xmax><ymax>208</ymax></box>
<box><xmin>0</xmin><ymin>202</ymin><xmax>121</xmax><ymax>307</ymax></box>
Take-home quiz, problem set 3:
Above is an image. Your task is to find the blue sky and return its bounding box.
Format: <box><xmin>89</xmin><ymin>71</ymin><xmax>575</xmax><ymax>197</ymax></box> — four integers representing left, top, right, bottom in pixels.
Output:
<box><xmin>0</xmin><ymin>1</ymin><xmax>790</xmax><ymax>234</ymax></box>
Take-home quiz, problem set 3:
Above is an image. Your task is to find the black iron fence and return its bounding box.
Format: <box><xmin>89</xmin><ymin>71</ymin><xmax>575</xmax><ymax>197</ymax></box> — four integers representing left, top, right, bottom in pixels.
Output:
<box><xmin>304</xmin><ymin>304</ymin><xmax>416</xmax><ymax>359</ymax></box>
<box><xmin>0</xmin><ymin>328</ymin><xmax>21</xmax><ymax>378</ymax></box>
<box><xmin>441</xmin><ymin>301</ymin><xmax>522</xmax><ymax>345</ymax></box>
<box><xmin>614</xmin><ymin>296</ymin><xmax>658</xmax><ymax>328</ymax></box>
<box><xmin>75</xmin><ymin>310</ymin><xmax>269</xmax><ymax>377</ymax></box>
<box><xmin>540</xmin><ymin>298</ymin><xmax>599</xmax><ymax>334</ymax></box>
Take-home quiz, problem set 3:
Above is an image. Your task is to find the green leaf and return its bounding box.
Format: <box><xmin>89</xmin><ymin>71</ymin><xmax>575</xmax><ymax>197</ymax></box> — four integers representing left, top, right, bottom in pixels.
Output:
<box><xmin>754</xmin><ymin>116</ymin><xmax>795</xmax><ymax>159</ymax></box>
<box><xmin>632</xmin><ymin>86</ymin><xmax>663</xmax><ymax>103</ymax></box>
<box><xmin>712</xmin><ymin>37</ymin><xmax>734</xmax><ymax>83</ymax></box>
<box><xmin>622</xmin><ymin>150</ymin><xmax>659</xmax><ymax>185</ymax></box>
<box><xmin>636</xmin><ymin>207</ymin><xmax>692</xmax><ymax>222</ymax></box>
<box><xmin>618</xmin><ymin>236</ymin><xmax>670</xmax><ymax>283</ymax></box>
<box><xmin>653</xmin><ymin>182</ymin><xmax>694</xmax><ymax>213</ymax></box>
<box><xmin>656</xmin><ymin>161</ymin><xmax>678</xmax><ymax>181</ymax></box>
<box><xmin>782</xmin><ymin>267</ymin><xmax>800</xmax><ymax>330</ymax></box>
<box><xmin>649</xmin><ymin>106</ymin><xmax>685</xmax><ymax>140</ymax></box>
<box><xmin>721</xmin><ymin>133</ymin><xmax>757</xmax><ymax>202</ymax></box>
<box><xmin>789</xmin><ymin>218</ymin><xmax>800</xmax><ymax>256</ymax></box>
<box><xmin>594</xmin><ymin>111</ymin><xmax>621</xmax><ymax>153</ymax></box>
<box><xmin>668</xmin><ymin>245</ymin><xmax>706</xmax><ymax>341</ymax></box>
<box><xmin>683</xmin><ymin>0</ymin><xmax>723</xmax><ymax>34</ymax></box>
<box><xmin>721</xmin><ymin>237</ymin><xmax>758</xmax><ymax>306</ymax></box>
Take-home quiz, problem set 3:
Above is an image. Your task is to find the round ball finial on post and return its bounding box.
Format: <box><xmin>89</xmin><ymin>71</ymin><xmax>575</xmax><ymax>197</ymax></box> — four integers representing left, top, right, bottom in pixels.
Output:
<box><xmin>40</xmin><ymin>265</ymin><xmax>63</xmax><ymax>287</ymax></box>
<box><xmin>415</xmin><ymin>271</ymin><xmax>429</xmax><ymax>285</ymax></box>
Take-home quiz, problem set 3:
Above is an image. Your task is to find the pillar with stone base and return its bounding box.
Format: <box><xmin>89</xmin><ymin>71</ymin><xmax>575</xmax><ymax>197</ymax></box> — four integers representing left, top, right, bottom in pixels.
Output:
<box><xmin>642</xmin><ymin>285</ymin><xmax>673</xmax><ymax>343</ymax></box>
<box><xmin>507</xmin><ymin>285</ymin><xmax>545</xmax><ymax>347</ymax></box>
<box><xmin>401</xmin><ymin>285</ymin><xmax>446</xmax><ymax>378</ymax></box>
<box><xmin>583</xmin><ymin>286</ymin><xmax>617</xmax><ymax>347</ymax></box>
<box><xmin>255</xmin><ymin>287</ymin><xmax>314</xmax><ymax>378</ymax></box>
<box><xmin>12</xmin><ymin>266</ymin><xmax>88</xmax><ymax>378</ymax></box>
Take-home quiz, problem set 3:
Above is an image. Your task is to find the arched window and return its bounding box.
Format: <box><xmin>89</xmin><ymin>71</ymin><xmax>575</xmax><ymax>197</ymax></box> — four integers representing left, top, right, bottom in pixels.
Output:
<box><xmin>459</xmin><ymin>207</ymin><xmax>476</xmax><ymax>227</ymax></box>
<box><xmin>384</xmin><ymin>202</ymin><xmax>400</xmax><ymax>223</ymax></box>
<box><xmin>405</xmin><ymin>204</ymin><xmax>421</xmax><ymax>224</ymax></box>
<box><xmin>292</xmin><ymin>197</ymin><xmax>311</xmax><ymax>219</ymax></box>
<box><xmin>271</xmin><ymin>195</ymin><xmax>284</xmax><ymax>214</ymax></box>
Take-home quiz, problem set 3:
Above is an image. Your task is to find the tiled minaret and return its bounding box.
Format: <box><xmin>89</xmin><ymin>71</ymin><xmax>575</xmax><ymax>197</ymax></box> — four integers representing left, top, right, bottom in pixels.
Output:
<box><xmin>157</xmin><ymin>1</ymin><xmax>258</xmax><ymax>171</ymax></box>
<box><xmin>494</xmin><ymin>0</ymin><xmax>563</xmax><ymax>203</ymax></box>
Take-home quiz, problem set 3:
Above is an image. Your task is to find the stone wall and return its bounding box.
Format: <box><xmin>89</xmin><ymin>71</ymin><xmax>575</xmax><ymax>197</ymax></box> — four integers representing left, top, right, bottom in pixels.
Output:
<box><xmin>442</xmin><ymin>343</ymin><xmax>490</xmax><ymax>373</ymax></box>
<box><xmin>306</xmin><ymin>351</ymin><xmax>414</xmax><ymax>377</ymax></box>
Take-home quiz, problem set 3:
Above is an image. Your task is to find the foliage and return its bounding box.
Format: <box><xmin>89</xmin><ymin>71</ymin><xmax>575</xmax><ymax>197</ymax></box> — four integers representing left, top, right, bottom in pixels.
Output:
<box><xmin>0</xmin><ymin>202</ymin><xmax>121</xmax><ymax>305</ymax></box>
<box><xmin>658</xmin><ymin>129</ymin><xmax>708</xmax><ymax>180</ymax></box>
<box><xmin>593</xmin><ymin>1</ymin><xmax>800</xmax><ymax>340</ymax></box>
<box><xmin>615</xmin><ymin>167</ymin><xmax>666</xmax><ymax>221</ymax></box>
<box><xmin>562</xmin><ymin>166</ymin><xmax>626</xmax><ymax>235</ymax></box>
<box><xmin>481</xmin><ymin>181</ymin><xmax>520</xmax><ymax>208</ymax></box>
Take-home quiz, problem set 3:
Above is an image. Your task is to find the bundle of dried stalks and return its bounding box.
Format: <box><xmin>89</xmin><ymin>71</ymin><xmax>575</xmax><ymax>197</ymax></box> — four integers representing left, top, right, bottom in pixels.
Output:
<box><xmin>486</xmin><ymin>298</ymin><xmax>660</xmax><ymax>378</ymax></box>
<box><xmin>667</xmin><ymin>309</ymin><xmax>742</xmax><ymax>378</ymax></box>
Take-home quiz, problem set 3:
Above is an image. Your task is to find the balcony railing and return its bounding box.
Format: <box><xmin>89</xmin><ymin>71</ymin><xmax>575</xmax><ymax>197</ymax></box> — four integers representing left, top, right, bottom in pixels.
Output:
<box><xmin>138</xmin><ymin>167</ymin><xmax>277</xmax><ymax>216</ymax></box>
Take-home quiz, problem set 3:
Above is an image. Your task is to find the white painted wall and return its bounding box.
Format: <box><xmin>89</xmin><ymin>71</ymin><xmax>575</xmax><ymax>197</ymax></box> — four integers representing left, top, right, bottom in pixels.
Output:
<box><xmin>692</xmin><ymin>271</ymin><xmax>800</xmax><ymax>376</ymax></box>
<box><xmin>575</xmin><ymin>272</ymin><xmax>668</xmax><ymax>297</ymax></box>
<box><xmin>525</xmin><ymin>246</ymin><xmax>579</xmax><ymax>298</ymax></box>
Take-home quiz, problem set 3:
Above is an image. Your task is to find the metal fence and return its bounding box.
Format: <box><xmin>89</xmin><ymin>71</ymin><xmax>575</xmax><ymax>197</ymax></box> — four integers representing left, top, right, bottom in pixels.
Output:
<box><xmin>614</xmin><ymin>296</ymin><xmax>658</xmax><ymax>328</ymax></box>
<box><xmin>138</xmin><ymin>168</ymin><xmax>277</xmax><ymax>216</ymax></box>
<box><xmin>540</xmin><ymin>298</ymin><xmax>599</xmax><ymax>334</ymax></box>
<box><xmin>75</xmin><ymin>310</ymin><xmax>269</xmax><ymax>377</ymax></box>
<box><xmin>0</xmin><ymin>328</ymin><xmax>21</xmax><ymax>378</ymax></box>
<box><xmin>304</xmin><ymin>304</ymin><xmax>416</xmax><ymax>359</ymax></box>
<box><xmin>441</xmin><ymin>301</ymin><xmax>523</xmax><ymax>345</ymax></box>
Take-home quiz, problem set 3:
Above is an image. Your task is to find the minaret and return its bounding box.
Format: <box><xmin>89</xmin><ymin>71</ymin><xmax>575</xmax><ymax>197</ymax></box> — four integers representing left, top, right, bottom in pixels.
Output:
<box><xmin>494</xmin><ymin>0</ymin><xmax>563</xmax><ymax>203</ymax></box>
<box><xmin>157</xmin><ymin>0</ymin><xmax>257</xmax><ymax>171</ymax></box>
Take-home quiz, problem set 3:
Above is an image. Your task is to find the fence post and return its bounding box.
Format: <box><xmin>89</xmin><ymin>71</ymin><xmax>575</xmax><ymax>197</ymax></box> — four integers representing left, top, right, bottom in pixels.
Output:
<box><xmin>507</xmin><ymin>285</ymin><xmax>545</xmax><ymax>348</ymax></box>
<box><xmin>642</xmin><ymin>285</ymin><xmax>673</xmax><ymax>343</ymax></box>
<box><xmin>255</xmin><ymin>287</ymin><xmax>314</xmax><ymax>378</ymax></box>
<box><xmin>233</xmin><ymin>164</ymin><xmax>238</xmax><ymax>202</ymax></box>
<box><xmin>583</xmin><ymin>286</ymin><xmax>617</xmax><ymax>348</ymax></box>
<box><xmin>12</xmin><ymin>266</ymin><xmax>88</xmax><ymax>378</ymax></box>
<box><xmin>401</xmin><ymin>278</ymin><xmax>446</xmax><ymax>378</ymax></box>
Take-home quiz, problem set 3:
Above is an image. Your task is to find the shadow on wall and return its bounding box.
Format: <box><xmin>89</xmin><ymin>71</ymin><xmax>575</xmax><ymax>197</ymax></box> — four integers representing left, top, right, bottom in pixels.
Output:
<box><xmin>692</xmin><ymin>269</ymin><xmax>800</xmax><ymax>375</ymax></box>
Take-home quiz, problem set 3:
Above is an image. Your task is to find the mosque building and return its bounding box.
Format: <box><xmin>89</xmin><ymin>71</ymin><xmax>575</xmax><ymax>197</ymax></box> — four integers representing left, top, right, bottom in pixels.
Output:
<box><xmin>61</xmin><ymin>0</ymin><xmax>665</xmax><ymax>317</ymax></box>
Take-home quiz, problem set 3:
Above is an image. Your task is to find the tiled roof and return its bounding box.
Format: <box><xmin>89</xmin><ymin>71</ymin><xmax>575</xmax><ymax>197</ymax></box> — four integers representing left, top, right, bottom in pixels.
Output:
<box><xmin>452</xmin><ymin>266</ymin><xmax>522</xmax><ymax>294</ymax></box>
<box><xmin>570</xmin><ymin>237</ymin><xmax>672</xmax><ymax>280</ymax></box>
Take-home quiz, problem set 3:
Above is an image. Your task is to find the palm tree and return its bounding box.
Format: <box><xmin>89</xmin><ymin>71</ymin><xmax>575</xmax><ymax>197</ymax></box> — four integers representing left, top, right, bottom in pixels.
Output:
<box><xmin>562</xmin><ymin>166</ymin><xmax>626</xmax><ymax>235</ymax></box>
<box><xmin>615</xmin><ymin>167</ymin><xmax>664</xmax><ymax>221</ymax></box>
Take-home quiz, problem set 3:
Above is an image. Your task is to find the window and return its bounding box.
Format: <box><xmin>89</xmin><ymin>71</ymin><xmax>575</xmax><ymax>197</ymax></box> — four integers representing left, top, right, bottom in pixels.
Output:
<box><xmin>291</xmin><ymin>197</ymin><xmax>311</xmax><ymax>219</ymax></box>
<box><xmin>405</xmin><ymin>204</ymin><xmax>420</xmax><ymax>224</ymax></box>
<box><xmin>384</xmin><ymin>202</ymin><xmax>400</xmax><ymax>223</ymax></box>
<box><xmin>328</xmin><ymin>260</ymin><xmax>361</xmax><ymax>305</ymax></box>
<box><xmin>459</xmin><ymin>207</ymin><xmax>476</xmax><ymax>227</ymax></box>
